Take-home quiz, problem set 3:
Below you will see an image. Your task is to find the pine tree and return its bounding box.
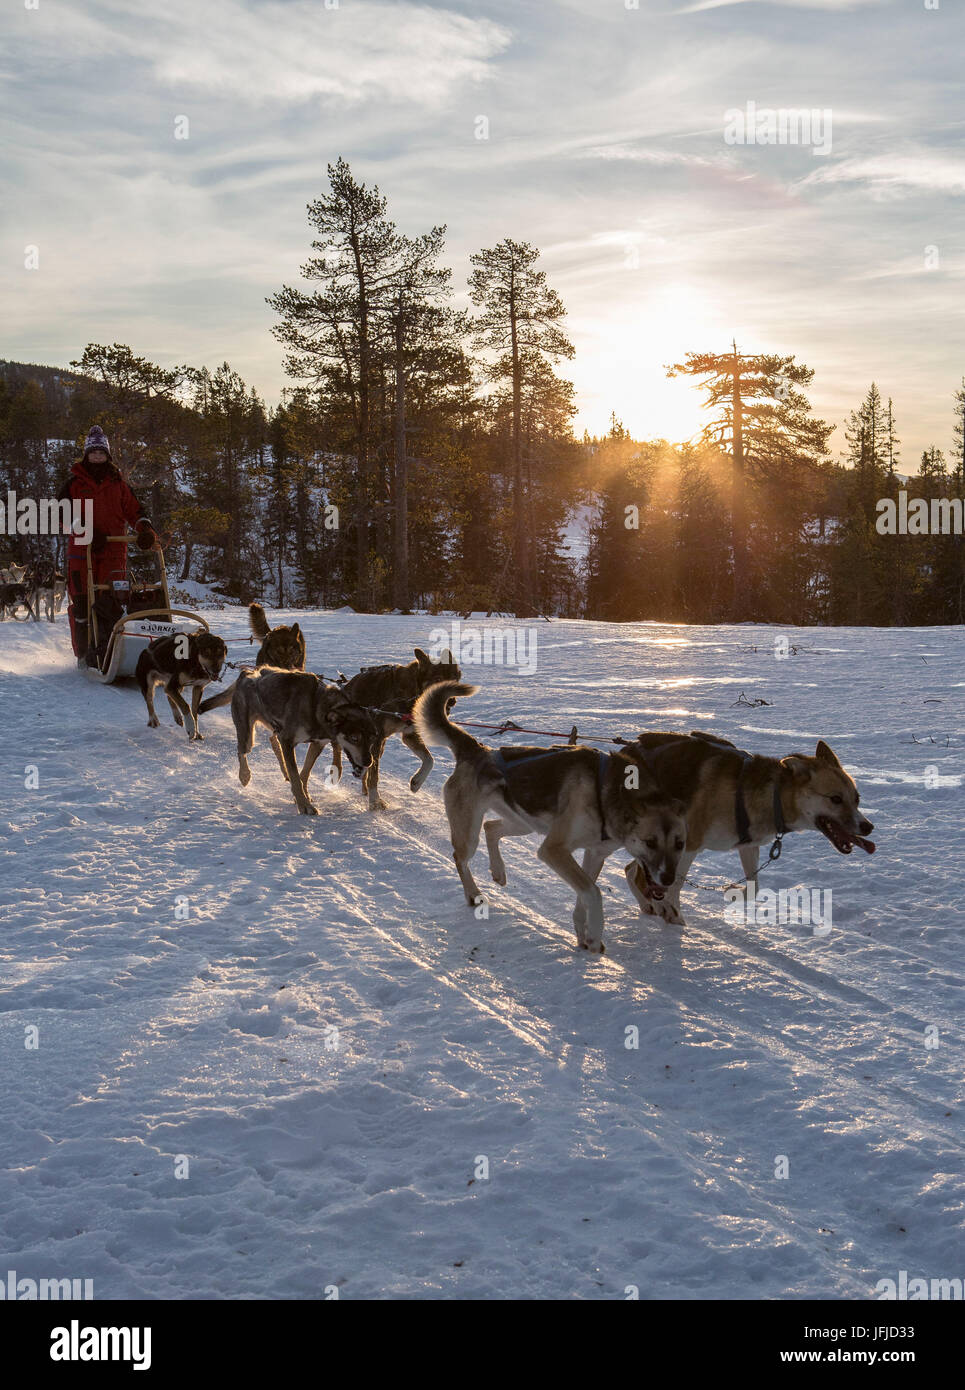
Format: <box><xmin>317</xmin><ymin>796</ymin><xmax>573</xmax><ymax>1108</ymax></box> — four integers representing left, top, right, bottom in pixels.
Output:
<box><xmin>950</xmin><ymin>380</ymin><xmax>965</xmax><ymax>490</ymax></box>
<box><xmin>585</xmin><ymin>418</ymin><xmax>651</xmax><ymax>620</ymax></box>
<box><xmin>182</xmin><ymin>364</ymin><xmax>262</xmax><ymax>594</ymax></box>
<box><xmin>668</xmin><ymin>345</ymin><xmax>831</xmax><ymax>616</ymax></box>
<box><xmin>885</xmin><ymin>397</ymin><xmax>901</xmax><ymax>476</ymax></box>
<box><xmin>469</xmin><ymin>240</ymin><xmax>574</xmax><ymax>615</ymax></box>
<box><xmin>269</xmin><ymin>159</ymin><xmax>400</xmax><ymax>608</ymax></box>
<box><xmin>381</xmin><ymin>227</ymin><xmax>460</xmax><ymax>610</ymax></box>
<box><xmin>69</xmin><ymin>343</ymin><xmax>182</xmax><ymax>500</ymax></box>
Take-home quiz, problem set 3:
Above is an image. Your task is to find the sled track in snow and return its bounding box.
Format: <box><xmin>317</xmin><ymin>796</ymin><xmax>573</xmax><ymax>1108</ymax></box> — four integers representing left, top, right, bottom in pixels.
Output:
<box><xmin>4</xmin><ymin>616</ymin><xmax>963</xmax><ymax>1298</ymax></box>
<box><xmin>334</xmin><ymin>796</ymin><xmax>965</xmax><ymax>1159</ymax></box>
<box><xmin>292</xmin><ymin>796</ymin><xmax>960</xmax><ymax>1297</ymax></box>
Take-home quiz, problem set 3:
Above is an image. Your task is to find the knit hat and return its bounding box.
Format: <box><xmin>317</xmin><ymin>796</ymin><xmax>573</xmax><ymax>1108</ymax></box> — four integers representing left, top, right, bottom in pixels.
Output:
<box><xmin>83</xmin><ymin>425</ymin><xmax>111</xmax><ymax>460</ymax></box>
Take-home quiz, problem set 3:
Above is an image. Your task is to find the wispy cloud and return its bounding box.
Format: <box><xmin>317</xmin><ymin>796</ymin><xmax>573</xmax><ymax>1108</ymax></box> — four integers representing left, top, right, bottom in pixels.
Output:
<box><xmin>581</xmin><ymin>144</ymin><xmax>723</xmax><ymax>168</ymax></box>
<box><xmin>152</xmin><ymin>1</ymin><xmax>510</xmax><ymax>107</ymax></box>
<box><xmin>1</xmin><ymin>0</ymin><xmax>963</xmax><ymax>458</ymax></box>
<box><xmin>799</xmin><ymin>151</ymin><xmax>965</xmax><ymax>197</ymax></box>
<box><xmin>674</xmin><ymin>0</ymin><xmax>884</xmax><ymax>12</ymax></box>
<box><xmin>18</xmin><ymin>0</ymin><xmax>511</xmax><ymax>108</ymax></box>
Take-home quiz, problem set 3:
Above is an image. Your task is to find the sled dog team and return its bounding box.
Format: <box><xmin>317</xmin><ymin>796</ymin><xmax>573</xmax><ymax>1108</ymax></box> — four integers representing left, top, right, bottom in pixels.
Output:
<box><xmin>135</xmin><ymin>603</ymin><xmax>876</xmax><ymax>953</ymax></box>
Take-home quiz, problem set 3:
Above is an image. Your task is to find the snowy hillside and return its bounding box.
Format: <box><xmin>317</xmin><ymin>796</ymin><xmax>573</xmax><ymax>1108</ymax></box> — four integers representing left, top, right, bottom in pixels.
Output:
<box><xmin>0</xmin><ymin>611</ymin><xmax>962</xmax><ymax>1299</ymax></box>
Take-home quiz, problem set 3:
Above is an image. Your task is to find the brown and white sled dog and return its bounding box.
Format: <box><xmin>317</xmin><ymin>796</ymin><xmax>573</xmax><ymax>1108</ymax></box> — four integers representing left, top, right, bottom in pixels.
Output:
<box><xmin>622</xmin><ymin>731</ymin><xmax>876</xmax><ymax>925</ymax></box>
<box><xmin>302</xmin><ymin>646</ymin><xmax>462</xmax><ymax>811</ymax></box>
<box><xmin>135</xmin><ymin>631</ymin><xmax>228</xmax><ymax>741</ymax></box>
<box><xmin>230</xmin><ymin>666</ymin><xmax>380</xmax><ymax>815</ymax></box>
<box><xmin>414</xmin><ymin>681</ymin><xmax>688</xmax><ymax>954</ymax></box>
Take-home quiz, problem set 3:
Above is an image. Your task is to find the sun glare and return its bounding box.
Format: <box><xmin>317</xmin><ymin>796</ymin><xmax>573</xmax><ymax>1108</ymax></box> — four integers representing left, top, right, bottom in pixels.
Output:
<box><xmin>572</xmin><ymin>283</ymin><xmax>719</xmax><ymax>443</ymax></box>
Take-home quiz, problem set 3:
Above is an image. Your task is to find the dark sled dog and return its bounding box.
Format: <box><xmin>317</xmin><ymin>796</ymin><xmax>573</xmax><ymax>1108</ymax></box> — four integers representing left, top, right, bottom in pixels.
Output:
<box><xmin>621</xmin><ymin>730</ymin><xmax>876</xmax><ymax>925</ymax></box>
<box><xmin>414</xmin><ymin>681</ymin><xmax>688</xmax><ymax>954</ymax></box>
<box><xmin>230</xmin><ymin>666</ymin><xmax>380</xmax><ymax>815</ymax></box>
<box><xmin>136</xmin><ymin>631</ymin><xmax>228</xmax><ymax>741</ymax></box>
<box><xmin>248</xmin><ymin>601</ymin><xmax>306</xmax><ymax>671</ymax></box>
<box><xmin>198</xmin><ymin>601</ymin><xmax>306</xmax><ymax>715</ymax></box>
<box><xmin>301</xmin><ymin>646</ymin><xmax>462</xmax><ymax>810</ymax></box>
<box><xmin>198</xmin><ymin>601</ymin><xmax>307</xmax><ymax>768</ymax></box>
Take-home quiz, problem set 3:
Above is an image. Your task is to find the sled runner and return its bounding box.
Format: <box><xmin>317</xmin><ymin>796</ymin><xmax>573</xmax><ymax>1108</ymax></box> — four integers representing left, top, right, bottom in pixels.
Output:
<box><xmin>83</xmin><ymin>533</ymin><xmax>210</xmax><ymax>683</ymax></box>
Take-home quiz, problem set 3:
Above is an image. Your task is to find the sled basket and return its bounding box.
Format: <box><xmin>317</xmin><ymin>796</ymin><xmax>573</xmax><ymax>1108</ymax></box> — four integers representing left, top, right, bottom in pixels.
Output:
<box><xmin>83</xmin><ymin>535</ymin><xmax>209</xmax><ymax>683</ymax></box>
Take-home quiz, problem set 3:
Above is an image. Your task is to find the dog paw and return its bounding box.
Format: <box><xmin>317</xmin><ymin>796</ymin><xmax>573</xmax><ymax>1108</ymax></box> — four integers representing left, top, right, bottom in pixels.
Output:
<box><xmin>238</xmin><ymin>766</ymin><xmax>251</xmax><ymax>787</ymax></box>
<box><xmin>490</xmin><ymin>867</ymin><xmax>507</xmax><ymax>886</ymax></box>
<box><xmin>299</xmin><ymin>802</ymin><xmax>319</xmax><ymax>816</ymax></box>
<box><xmin>656</xmin><ymin>900</ymin><xmax>684</xmax><ymax>925</ymax></box>
<box><xmin>173</xmin><ymin>715</ymin><xmax>184</xmax><ymax>727</ymax></box>
<box><xmin>147</xmin><ymin>717</ymin><xmax>159</xmax><ymax>728</ymax></box>
<box><xmin>190</xmin><ymin>731</ymin><xmax>204</xmax><ymax>742</ymax></box>
<box><xmin>580</xmin><ymin>940</ymin><xmax>606</xmax><ymax>955</ymax></box>
<box><xmin>369</xmin><ymin>798</ymin><xmax>389</xmax><ymax>812</ymax></box>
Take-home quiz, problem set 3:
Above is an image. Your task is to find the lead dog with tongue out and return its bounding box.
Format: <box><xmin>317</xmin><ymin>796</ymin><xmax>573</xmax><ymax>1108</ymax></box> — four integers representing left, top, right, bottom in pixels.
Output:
<box><xmin>622</xmin><ymin>731</ymin><xmax>876</xmax><ymax>926</ymax></box>
<box><xmin>413</xmin><ymin>680</ymin><xmax>688</xmax><ymax>954</ymax></box>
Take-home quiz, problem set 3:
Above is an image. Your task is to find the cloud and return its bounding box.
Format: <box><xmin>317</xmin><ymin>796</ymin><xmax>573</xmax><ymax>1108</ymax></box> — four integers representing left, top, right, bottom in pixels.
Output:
<box><xmin>673</xmin><ymin>0</ymin><xmax>883</xmax><ymax>11</ymax></box>
<box><xmin>20</xmin><ymin>0</ymin><xmax>511</xmax><ymax>109</ymax></box>
<box><xmin>799</xmin><ymin>151</ymin><xmax>965</xmax><ymax>197</ymax></box>
<box><xmin>2</xmin><ymin>0</ymin><xmax>963</xmax><ymax>460</ymax></box>
<box><xmin>580</xmin><ymin>144</ymin><xmax>722</xmax><ymax>168</ymax></box>
<box><xmin>156</xmin><ymin>2</ymin><xmax>509</xmax><ymax>107</ymax></box>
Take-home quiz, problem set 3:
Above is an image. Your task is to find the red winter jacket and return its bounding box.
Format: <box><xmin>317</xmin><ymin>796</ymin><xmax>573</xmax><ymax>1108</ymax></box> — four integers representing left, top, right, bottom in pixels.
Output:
<box><xmin>59</xmin><ymin>459</ymin><xmax>153</xmax><ymax>558</ymax></box>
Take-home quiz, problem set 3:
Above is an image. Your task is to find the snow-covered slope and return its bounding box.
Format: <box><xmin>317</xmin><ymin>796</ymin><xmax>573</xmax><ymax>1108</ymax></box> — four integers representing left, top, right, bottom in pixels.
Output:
<box><xmin>0</xmin><ymin>612</ymin><xmax>962</xmax><ymax>1299</ymax></box>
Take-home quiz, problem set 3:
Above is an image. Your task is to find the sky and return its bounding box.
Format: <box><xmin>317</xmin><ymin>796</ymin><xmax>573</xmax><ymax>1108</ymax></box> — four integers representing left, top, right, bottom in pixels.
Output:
<box><xmin>2</xmin><ymin>0</ymin><xmax>964</xmax><ymax>466</ymax></box>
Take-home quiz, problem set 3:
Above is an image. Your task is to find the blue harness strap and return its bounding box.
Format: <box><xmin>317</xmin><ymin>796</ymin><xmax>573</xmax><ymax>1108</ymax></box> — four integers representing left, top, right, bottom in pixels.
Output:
<box><xmin>489</xmin><ymin>747</ymin><xmax>560</xmax><ymax>776</ymax></box>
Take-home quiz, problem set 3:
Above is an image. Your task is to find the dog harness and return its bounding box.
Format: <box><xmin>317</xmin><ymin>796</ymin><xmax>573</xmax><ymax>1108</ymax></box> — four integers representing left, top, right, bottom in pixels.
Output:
<box><xmin>734</xmin><ymin>753</ymin><xmax>788</xmax><ymax>859</ymax></box>
<box><xmin>489</xmin><ymin>746</ymin><xmax>611</xmax><ymax>841</ymax></box>
<box><xmin>630</xmin><ymin>733</ymin><xmax>787</xmax><ymax>862</ymax></box>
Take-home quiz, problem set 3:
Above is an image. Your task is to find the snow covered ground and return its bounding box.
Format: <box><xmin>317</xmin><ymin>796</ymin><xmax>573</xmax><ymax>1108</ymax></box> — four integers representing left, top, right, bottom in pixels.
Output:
<box><xmin>0</xmin><ymin>610</ymin><xmax>962</xmax><ymax>1300</ymax></box>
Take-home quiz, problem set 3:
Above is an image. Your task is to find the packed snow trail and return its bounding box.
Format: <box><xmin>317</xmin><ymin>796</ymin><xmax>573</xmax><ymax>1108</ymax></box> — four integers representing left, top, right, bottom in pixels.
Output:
<box><xmin>0</xmin><ymin>613</ymin><xmax>962</xmax><ymax>1298</ymax></box>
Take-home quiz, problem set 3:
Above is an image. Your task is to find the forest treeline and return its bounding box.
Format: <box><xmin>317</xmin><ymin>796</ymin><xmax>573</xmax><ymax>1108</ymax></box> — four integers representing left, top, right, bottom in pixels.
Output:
<box><xmin>2</xmin><ymin>159</ymin><xmax>964</xmax><ymax>625</ymax></box>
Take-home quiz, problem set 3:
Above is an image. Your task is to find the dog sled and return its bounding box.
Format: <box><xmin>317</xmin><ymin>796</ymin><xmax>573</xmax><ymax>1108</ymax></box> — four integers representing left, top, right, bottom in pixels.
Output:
<box><xmin>83</xmin><ymin>533</ymin><xmax>210</xmax><ymax>684</ymax></box>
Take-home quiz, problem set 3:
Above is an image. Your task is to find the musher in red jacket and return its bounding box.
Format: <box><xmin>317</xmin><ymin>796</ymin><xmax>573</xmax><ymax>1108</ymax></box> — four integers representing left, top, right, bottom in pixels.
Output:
<box><xmin>59</xmin><ymin>426</ymin><xmax>160</xmax><ymax>667</ymax></box>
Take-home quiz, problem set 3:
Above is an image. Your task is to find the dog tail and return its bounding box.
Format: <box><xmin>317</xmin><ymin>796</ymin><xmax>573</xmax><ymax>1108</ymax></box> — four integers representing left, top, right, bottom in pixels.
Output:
<box><xmin>248</xmin><ymin>602</ymin><xmax>271</xmax><ymax>640</ymax></box>
<box><xmin>197</xmin><ymin>680</ymin><xmax>237</xmax><ymax>714</ymax></box>
<box><xmin>413</xmin><ymin>680</ymin><xmax>480</xmax><ymax>759</ymax></box>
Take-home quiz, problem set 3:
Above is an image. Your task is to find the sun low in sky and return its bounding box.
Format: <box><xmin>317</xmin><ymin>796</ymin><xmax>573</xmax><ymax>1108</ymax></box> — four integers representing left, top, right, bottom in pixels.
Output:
<box><xmin>569</xmin><ymin>282</ymin><xmax>723</xmax><ymax>442</ymax></box>
<box><xmin>2</xmin><ymin>0</ymin><xmax>963</xmax><ymax>461</ymax></box>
